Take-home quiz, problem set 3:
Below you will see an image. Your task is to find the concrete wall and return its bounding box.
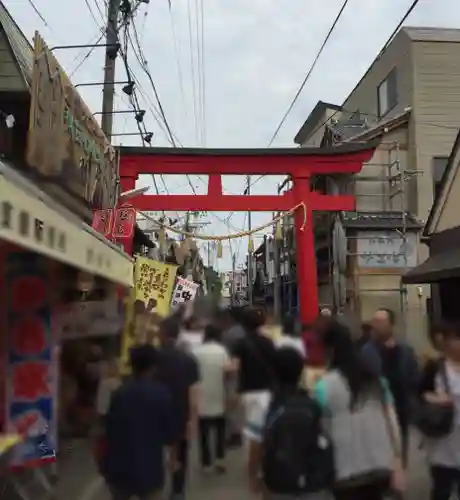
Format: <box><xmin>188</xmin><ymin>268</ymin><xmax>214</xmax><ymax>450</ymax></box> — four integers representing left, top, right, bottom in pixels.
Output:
<box><xmin>352</xmin><ymin>272</ymin><xmax>427</xmax><ymax>348</ymax></box>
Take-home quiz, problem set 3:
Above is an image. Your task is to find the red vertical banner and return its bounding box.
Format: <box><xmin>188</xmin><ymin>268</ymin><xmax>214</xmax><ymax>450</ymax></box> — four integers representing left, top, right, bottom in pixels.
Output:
<box><xmin>113</xmin><ymin>205</ymin><xmax>136</xmax><ymax>255</ymax></box>
<box><xmin>92</xmin><ymin>209</ymin><xmax>114</xmax><ymax>237</ymax></box>
<box><xmin>112</xmin><ymin>205</ymin><xmax>136</xmax><ymax>239</ymax></box>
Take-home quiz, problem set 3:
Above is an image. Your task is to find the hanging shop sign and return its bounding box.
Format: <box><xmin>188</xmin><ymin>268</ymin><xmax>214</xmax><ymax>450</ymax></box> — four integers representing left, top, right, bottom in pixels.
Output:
<box><xmin>0</xmin><ymin>163</ymin><xmax>133</xmax><ymax>287</ymax></box>
<box><xmin>26</xmin><ymin>31</ymin><xmax>118</xmax><ymax>209</ymax></box>
<box><xmin>119</xmin><ymin>257</ymin><xmax>178</xmax><ymax>374</ymax></box>
<box><xmin>5</xmin><ymin>251</ymin><xmax>57</xmax><ymax>467</ymax></box>
<box><xmin>53</xmin><ymin>298</ymin><xmax>123</xmax><ymax>340</ymax></box>
<box><xmin>92</xmin><ymin>205</ymin><xmax>136</xmax><ymax>239</ymax></box>
<box><xmin>171</xmin><ymin>277</ymin><xmax>199</xmax><ymax>309</ymax></box>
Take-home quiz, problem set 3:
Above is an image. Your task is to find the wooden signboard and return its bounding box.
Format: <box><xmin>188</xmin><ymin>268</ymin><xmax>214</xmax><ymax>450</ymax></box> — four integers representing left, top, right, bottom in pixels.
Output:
<box><xmin>26</xmin><ymin>31</ymin><xmax>118</xmax><ymax>209</ymax></box>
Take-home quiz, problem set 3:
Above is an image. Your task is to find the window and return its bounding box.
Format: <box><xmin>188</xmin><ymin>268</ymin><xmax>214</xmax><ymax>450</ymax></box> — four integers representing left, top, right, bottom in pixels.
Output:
<box><xmin>432</xmin><ymin>156</ymin><xmax>449</xmax><ymax>198</ymax></box>
<box><xmin>377</xmin><ymin>68</ymin><xmax>398</xmax><ymax>117</ymax></box>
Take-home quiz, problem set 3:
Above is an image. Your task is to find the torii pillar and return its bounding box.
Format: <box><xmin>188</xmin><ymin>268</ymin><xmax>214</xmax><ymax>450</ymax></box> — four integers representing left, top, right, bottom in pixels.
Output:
<box><xmin>119</xmin><ymin>143</ymin><xmax>377</xmax><ymax>364</ymax></box>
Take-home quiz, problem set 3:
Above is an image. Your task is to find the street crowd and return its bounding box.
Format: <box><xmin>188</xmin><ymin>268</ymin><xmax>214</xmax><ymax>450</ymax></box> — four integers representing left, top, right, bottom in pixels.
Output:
<box><xmin>95</xmin><ymin>306</ymin><xmax>460</xmax><ymax>500</ymax></box>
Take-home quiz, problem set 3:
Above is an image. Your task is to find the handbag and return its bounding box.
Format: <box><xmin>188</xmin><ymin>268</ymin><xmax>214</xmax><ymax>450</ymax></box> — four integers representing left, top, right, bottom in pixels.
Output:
<box><xmin>414</xmin><ymin>360</ymin><xmax>454</xmax><ymax>438</ymax></box>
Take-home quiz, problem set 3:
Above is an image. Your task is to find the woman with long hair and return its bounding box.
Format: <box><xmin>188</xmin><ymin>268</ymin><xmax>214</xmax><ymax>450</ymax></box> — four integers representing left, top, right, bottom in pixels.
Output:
<box><xmin>314</xmin><ymin>320</ymin><xmax>405</xmax><ymax>500</ymax></box>
<box><xmin>420</xmin><ymin>322</ymin><xmax>460</xmax><ymax>500</ymax></box>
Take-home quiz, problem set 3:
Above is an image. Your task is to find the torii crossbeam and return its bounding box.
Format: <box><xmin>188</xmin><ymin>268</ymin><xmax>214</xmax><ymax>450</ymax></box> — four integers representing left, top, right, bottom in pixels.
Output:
<box><xmin>119</xmin><ymin>143</ymin><xmax>377</xmax><ymax>360</ymax></box>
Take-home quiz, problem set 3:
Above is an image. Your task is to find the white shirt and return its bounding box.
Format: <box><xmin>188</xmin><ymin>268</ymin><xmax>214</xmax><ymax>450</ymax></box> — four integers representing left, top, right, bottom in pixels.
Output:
<box><xmin>178</xmin><ymin>329</ymin><xmax>203</xmax><ymax>352</ymax></box>
<box><xmin>193</xmin><ymin>341</ymin><xmax>229</xmax><ymax>417</ymax></box>
<box><xmin>275</xmin><ymin>335</ymin><xmax>306</xmax><ymax>359</ymax></box>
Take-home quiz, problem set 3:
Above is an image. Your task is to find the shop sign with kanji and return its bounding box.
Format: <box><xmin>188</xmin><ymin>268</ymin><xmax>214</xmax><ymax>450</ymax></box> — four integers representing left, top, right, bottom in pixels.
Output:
<box><xmin>170</xmin><ymin>277</ymin><xmax>199</xmax><ymax>309</ymax></box>
<box><xmin>92</xmin><ymin>205</ymin><xmax>136</xmax><ymax>239</ymax></box>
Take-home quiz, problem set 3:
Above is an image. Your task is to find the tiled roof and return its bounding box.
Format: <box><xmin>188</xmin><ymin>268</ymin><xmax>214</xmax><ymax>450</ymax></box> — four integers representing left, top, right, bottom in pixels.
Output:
<box><xmin>342</xmin><ymin>211</ymin><xmax>422</xmax><ymax>230</ymax></box>
<box><xmin>0</xmin><ymin>1</ymin><xmax>33</xmax><ymax>87</ymax></box>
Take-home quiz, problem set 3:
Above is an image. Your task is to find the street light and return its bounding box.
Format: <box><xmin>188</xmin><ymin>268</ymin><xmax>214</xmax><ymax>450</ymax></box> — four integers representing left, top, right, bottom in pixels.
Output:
<box><xmin>122</xmin><ymin>81</ymin><xmax>135</xmax><ymax>96</ymax></box>
<box><xmin>135</xmin><ymin>110</ymin><xmax>146</xmax><ymax>123</ymax></box>
<box><xmin>143</xmin><ymin>132</ymin><xmax>153</xmax><ymax>144</ymax></box>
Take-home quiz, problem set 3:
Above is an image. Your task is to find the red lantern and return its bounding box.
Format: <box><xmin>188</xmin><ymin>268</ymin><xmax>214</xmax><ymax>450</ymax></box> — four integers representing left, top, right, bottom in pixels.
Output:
<box><xmin>92</xmin><ymin>209</ymin><xmax>114</xmax><ymax>237</ymax></box>
<box><xmin>112</xmin><ymin>205</ymin><xmax>136</xmax><ymax>239</ymax></box>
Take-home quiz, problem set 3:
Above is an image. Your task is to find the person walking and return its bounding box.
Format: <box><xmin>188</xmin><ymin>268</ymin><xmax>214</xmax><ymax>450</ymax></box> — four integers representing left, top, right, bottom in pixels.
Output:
<box><xmin>361</xmin><ymin>308</ymin><xmax>419</xmax><ymax>466</ymax></box>
<box><xmin>245</xmin><ymin>347</ymin><xmax>334</xmax><ymax>499</ymax></box>
<box><xmin>215</xmin><ymin>307</ymin><xmax>245</xmax><ymax>448</ymax></box>
<box><xmin>178</xmin><ymin>315</ymin><xmax>204</xmax><ymax>353</ymax></box>
<box><xmin>355</xmin><ymin>322</ymin><xmax>372</xmax><ymax>349</ymax></box>
<box><xmin>193</xmin><ymin>323</ymin><xmax>235</xmax><ymax>473</ymax></box>
<box><xmin>156</xmin><ymin>315</ymin><xmax>200</xmax><ymax>500</ymax></box>
<box><xmin>302</xmin><ymin>313</ymin><xmax>331</xmax><ymax>367</ymax></box>
<box><xmin>96</xmin><ymin>357</ymin><xmax>121</xmax><ymax>419</ymax></box>
<box><xmin>315</xmin><ymin>320</ymin><xmax>405</xmax><ymax>500</ymax></box>
<box><xmin>102</xmin><ymin>345</ymin><xmax>176</xmax><ymax>500</ymax></box>
<box><xmin>276</xmin><ymin>314</ymin><xmax>306</xmax><ymax>359</ymax></box>
<box><xmin>230</xmin><ymin>308</ymin><xmax>277</xmax><ymax>429</ymax></box>
<box><xmin>418</xmin><ymin>322</ymin><xmax>460</xmax><ymax>500</ymax></box>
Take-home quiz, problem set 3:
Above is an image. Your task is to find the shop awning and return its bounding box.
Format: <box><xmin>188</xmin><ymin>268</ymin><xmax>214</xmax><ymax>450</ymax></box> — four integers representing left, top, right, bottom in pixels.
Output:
<box><xmin>0</xmin><ymin>162</ymin><xmax>134</xmax><ymax>287</ymax></box>
<box><xmin>402</xmin><ymin>249</ymin><xmax>460</xmax><ymax>284</ymax></box>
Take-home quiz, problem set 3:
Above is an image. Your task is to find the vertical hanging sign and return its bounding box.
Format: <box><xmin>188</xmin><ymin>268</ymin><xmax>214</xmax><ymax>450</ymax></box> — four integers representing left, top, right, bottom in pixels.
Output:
<box><xmin>91</xmin><ymin>205</ymin><xmax>137</xmax><ymax>254</ymax></box>
<box><xmin>112</xmin><ymin>205</ymin><xmax>136</xmax><ymax>239</ymax></box>
<box><xmin>92</xmin><ymin>209</ymin><xmax>114</xmax><ymax>237</ymax></box>
<box><xmin>170</xmin><ymin>277</ymin><xmax>199</xmax><ymax>309</ymax></box>
<box><xmin>5</xmin><ymin>251</ymin><xmax>56</xmax><ymax>467</ymax></box>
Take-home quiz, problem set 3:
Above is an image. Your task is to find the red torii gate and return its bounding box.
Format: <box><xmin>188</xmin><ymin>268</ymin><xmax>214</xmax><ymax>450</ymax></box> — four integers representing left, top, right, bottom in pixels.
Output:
<box><xmin>119</xmin><ymin>143</ymin><xmax>376</xmax><ymax>330</ymax></box>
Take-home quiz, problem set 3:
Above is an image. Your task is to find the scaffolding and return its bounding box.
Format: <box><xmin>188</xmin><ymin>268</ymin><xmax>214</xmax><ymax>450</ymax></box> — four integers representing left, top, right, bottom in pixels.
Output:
<box><xmin>331</xmin><ymin>139</ymin><xmax>423</xmax><ymax>333</ymax></box>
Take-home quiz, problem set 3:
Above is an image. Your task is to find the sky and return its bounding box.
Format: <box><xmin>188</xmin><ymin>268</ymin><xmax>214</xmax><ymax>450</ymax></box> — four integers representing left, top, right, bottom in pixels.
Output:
<box><xmin>6</xmin><ymin>0</ymin><xmax>460</xmax><ymax>270</ymax></box>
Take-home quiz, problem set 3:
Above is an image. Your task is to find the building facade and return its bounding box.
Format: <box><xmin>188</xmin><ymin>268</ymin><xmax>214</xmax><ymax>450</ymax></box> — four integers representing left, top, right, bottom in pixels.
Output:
<box><xmin>293</xmin><ymin>27</ymin><xmax>460</xmax><ymax>349</ymax></box>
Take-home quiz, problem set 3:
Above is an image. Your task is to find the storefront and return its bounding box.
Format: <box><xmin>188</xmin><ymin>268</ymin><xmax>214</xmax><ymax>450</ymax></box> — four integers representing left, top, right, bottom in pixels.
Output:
<box><xmin>0</xmin><ymin>159</ymin><xmax>133</xmax><ymax>490</ymax></box>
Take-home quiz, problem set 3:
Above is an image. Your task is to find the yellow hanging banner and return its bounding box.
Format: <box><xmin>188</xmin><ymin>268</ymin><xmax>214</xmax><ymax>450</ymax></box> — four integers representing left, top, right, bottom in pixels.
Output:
<box><xmin>119</xmin><ymin>257</ymin><xmax>178</xmax><ymax>374</ymax></box>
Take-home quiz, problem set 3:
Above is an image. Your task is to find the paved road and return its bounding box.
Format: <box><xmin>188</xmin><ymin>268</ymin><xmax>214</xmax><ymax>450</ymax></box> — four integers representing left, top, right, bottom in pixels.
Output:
<box><xmin>53</xmin><ymin>433</ymin><xmax>431</xmax><ymax>500</ymax></box>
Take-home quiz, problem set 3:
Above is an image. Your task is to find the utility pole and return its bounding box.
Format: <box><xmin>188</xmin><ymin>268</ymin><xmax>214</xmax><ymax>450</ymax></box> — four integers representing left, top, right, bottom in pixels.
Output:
<box><xmin>231</xmin><ymin>253</ymin><xmax>236</xmax><ymax>306</ymax></box>
<box><xmin>101</xmin><ymin>0</ymin><xmax>122</xmax><ymax>140</ymax></box>
<box><xmin>274</xmin><ymin>183</ymin><xmax>282</xmax><ymax>321</ymax></box>
<box><xmin>274</xmin><ymin>229</ymin><xmax>281</xmax><ymax>321</ymax></box>
<box><xmin>246</xmin><ymin>175</ymin><xmax>253</xmax><ymax>307</ymax></box>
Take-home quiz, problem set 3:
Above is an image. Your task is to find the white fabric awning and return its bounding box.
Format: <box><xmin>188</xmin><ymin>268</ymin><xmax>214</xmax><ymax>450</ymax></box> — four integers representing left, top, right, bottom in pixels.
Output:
<box><xmin>0</xmin><ymin>161</ymin><xmax>133</xmax><ymax>287</ymax></box>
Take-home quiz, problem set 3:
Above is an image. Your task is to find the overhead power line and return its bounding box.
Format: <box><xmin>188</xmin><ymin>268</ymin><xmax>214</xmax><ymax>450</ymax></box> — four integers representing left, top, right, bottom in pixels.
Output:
<box><xmin>306</xmin><ymin>0</ymin><xmax>422</xmax><ymax>142</ymax></box>
<box><xmin>83</xmin><ymin>0</ymin><xmax>103</xmax><ymax>27</ymax></box>
<box><xmin>228</xmin><ymin>0</ymin><xmax>422</xmax><ymax>227</ymax></box>
<box><xmin>168</xmin><ymin>2</ymin><xmax>188</xmax><ymax>125</ymax></box>
<box><xmin>26</xmin><ymin>0</ymin><xmax>50</xmax><ymax>28</ymax></box>
<box><xmin>129</xmin><ymin>20</ymin><xmax>179</xmax><ymax>147</ymax></box>
<box><xmin>267</xmin><ymin>0</ymin><xmax>350</xmax><ymax>147</ymax></box>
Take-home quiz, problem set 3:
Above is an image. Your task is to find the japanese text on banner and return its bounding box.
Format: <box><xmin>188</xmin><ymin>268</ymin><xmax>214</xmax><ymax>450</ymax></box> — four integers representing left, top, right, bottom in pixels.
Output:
<box><xmin>5</xmin><ymin>251</ymin><xmax>57</xmax><ymax>467</ymax></box>
<box><xmin>171</xmin><ymin>277</ymin><xmax>199</xmax><ymax>309</ymax></box>
<box><xmin>120</xmin><ymin>258</ymin><xmax>177</xmax><ymax>374</ymax></box>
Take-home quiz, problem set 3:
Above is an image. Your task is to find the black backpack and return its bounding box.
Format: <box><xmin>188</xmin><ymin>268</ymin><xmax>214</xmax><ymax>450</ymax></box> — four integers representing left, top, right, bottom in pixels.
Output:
<box><xmin>414</xmin><ymin>360</ymin><xmax>454</xmax><ymax>438</ymax></box>
<box><xmin>262</xmin><ymin>389</ymin><xmax>335</xmax><ymax>494</ymax></box>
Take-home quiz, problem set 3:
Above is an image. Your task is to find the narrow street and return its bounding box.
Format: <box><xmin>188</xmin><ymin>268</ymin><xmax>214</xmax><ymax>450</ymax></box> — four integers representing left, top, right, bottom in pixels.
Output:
<box><xmin>56</xmin><ymin>433</ymin><xmax>431</xmax><ymax>500</ymax></box>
